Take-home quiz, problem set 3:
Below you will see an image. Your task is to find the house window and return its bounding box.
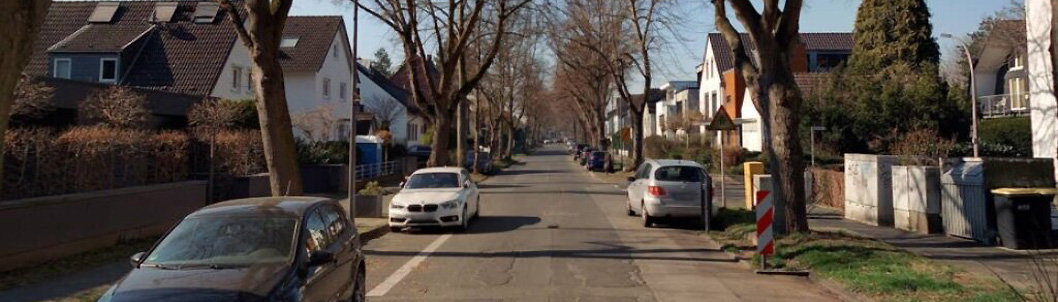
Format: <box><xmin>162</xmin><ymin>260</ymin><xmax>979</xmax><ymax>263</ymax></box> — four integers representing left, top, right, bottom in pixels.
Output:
<box><xmin>99</xmin><ymin>58</ymin><xmax>118</xmax><ymax>83</ymax></box>
<box><xmin>322</xmin><ymin>78</ymin><xmax>331</xmax><ymax>99</ymax></box>
<box><xmin>232</xmin><ymin>66</ymin><xmax>242</xmax><ymax>91</ymax></box>
<box><xmin>54</xmin><ymin>58</ymin><xmax>72</xmax><ymax>79</ymax></box>
<box><xmin>1009</xmin><ymin>77</ymin><xmax>1027</xmax><ymax>109</ymax></box>
<box><xmin>333</xmin><ymin>44</ymin><xmax>339</xmax><ymax>59</ymax></box>
<box><xmin>340</xmin><ymin>82</ymin><xmax>347</xmax><ymax>100</ymax></box>
<box><xmin>280</xmin><ymin>36</ymin><xmax>299</xmax><ymax>48</ymax></box>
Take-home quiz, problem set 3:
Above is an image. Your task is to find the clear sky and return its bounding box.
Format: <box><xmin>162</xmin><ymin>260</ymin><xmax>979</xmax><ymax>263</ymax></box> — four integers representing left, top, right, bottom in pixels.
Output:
<box><xmin>291</xmin><ymin>0</ymin><xmax>1015</xmax><ymax>88</ymax></box>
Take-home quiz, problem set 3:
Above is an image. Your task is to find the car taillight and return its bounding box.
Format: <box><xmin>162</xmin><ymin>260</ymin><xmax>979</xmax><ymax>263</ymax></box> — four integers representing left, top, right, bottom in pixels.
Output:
<box><xmin>648</xmin><ymin>186</ymin><xmax>666</xmax><ymax>196</ymax></box>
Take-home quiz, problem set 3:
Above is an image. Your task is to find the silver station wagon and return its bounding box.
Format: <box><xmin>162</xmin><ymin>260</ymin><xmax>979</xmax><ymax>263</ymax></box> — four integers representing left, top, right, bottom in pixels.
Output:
<box><xmin>626</xmin><ymin>159</ymin><xmax>712</xmax><ymax>227</ymax></box>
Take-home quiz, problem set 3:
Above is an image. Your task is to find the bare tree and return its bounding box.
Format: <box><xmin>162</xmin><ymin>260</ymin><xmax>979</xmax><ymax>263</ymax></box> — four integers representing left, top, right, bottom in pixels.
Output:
<box><xmin>363</xmin><ymin>97</ymin><xmax>402</xmax><ymax>131</ymax></box>
<box><xmin>217</xmin><ymin>0</ymin><xmax>302</xmax><ymax>195</ymax></box>
<box><xmin>79</xmin><ymin>86</ymin><xmax>151</xmax><ymax>129</ymax></box>
<box><xmin>0</xmin><ymin>0</ymin><xmax>51</xmax><ymax>195</ymax></box>
<box><xmin>291</xmin><ymin>105</ymin><xmax>338</xmax><ymax>143</ymax></box>
<box><xmin>358</xmin><ymin>0</ymin><xmax>533</xmax><ymax>167</ymax></box>
<box><xmin>713</xmin><ymin>0</ymin><xmax>808</xmax><ymax>233</ymax></box>
<box><xmin>546</xmin><ymin>3</ymin><xmax>615</xmax><ymax>149</ymax></box>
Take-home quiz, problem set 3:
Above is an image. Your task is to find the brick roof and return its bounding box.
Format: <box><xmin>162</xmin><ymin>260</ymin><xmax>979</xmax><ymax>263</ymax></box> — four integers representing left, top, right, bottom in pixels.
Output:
<box><xmin>27</xmin><ymin>1</ymin><xmax>344</xmax><ymax>97</ymax></box>
<box><xmin>706</xmin><ymin>32</ymin><xmax>853</xmax><ymax>73</ymax></box>
<box><xmin>793</xmin><ymin>73</ymin><xmax>830</xmax><ymax>96</ymax></box>
<box><xmin>278</xmin><ymin>16</ymin><xmax>343</xmax><ymax>73</ymax></box>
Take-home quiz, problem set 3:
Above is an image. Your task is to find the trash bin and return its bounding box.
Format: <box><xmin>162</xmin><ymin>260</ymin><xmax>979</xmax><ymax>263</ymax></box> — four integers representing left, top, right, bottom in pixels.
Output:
<box><xmin>941</xmin><ymin>160</ymin><xmax>995</xmax><ymax>244</ymax></box>
<box><xmin>991</xmin><ymin>188</ymin><xmax>1057</xmax><ymax>249</ymax></box>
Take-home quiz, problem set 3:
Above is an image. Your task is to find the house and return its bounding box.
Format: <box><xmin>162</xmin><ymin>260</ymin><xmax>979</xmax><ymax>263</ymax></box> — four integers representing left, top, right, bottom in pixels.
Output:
<box><xmin>973</xmin><ymin>20</ymin><xmax>1030</xmax><ymax>119</ymax></box>
<box><xmin>1025</xmin><ymin>0</ymin><xmax>1056</xmax><ymax>163</ymax></box>
<box><xmin>654</xmin><ymin>81</ymin><xmax>698</xmax><ymax>138</ymax></box>
<box><xmin>25</xmin><ymin>1</ymin><xmax>412</xmax><ymax>142</ymax></box>
<box><xmin>604</xmin><ymin>93</ymin><xmax>627</xmax><ymax>138</ymax></box>
<box><xmin>388</xmin><ymin>56</ymin><xmax>436</xmax><ymax>147</ymax></box>
<box><xmin>740</xmin><ymin>73</ymin><xmax>829</xmax><ymax>152</ymax></box>
<box><xmin>697</xmin><ymin>32</ymin><xmax>853</xmax><ymax>149</ymax></box>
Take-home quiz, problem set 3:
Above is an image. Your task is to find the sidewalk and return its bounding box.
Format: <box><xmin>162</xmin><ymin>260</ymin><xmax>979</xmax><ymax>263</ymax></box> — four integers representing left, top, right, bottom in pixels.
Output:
<box><xmin>808</xmin><ymin>206</ymin><xmax>1058</xmax><ymax>292</ymax></box>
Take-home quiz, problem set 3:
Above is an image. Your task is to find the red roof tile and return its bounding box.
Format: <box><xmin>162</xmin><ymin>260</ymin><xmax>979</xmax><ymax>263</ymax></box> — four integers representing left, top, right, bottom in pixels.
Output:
<box><xmin>279</xmin><ymin>16</ymin><xmax>343</xmax><ymax>72</ymax></box>
<box><xmin>706</xmin><ymin>32</ymin><xmax>853</xmax><ymax>73</ymax></box>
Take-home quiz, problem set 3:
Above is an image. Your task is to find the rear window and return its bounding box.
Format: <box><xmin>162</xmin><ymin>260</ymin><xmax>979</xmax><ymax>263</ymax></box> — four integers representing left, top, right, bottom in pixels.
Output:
<box><xmin>654</xmin><ymin>166</ymin><xmax>704</xmax><ymax>182</ymax></box>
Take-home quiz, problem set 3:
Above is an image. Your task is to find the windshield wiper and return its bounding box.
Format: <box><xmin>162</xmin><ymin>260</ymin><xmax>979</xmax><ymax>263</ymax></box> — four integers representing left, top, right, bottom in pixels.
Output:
<box><xmin>142</xmin><ymin>263</ymin><xmax>180</xmax><ymax>270</ymax></box>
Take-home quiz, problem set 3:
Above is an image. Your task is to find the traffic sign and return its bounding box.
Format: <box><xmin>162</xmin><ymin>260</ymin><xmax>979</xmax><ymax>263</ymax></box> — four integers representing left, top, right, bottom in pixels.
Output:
<box><xmin>707</xmin><ymin>106</ymin><xmax>737</xmax><ymax>131</ymax></box>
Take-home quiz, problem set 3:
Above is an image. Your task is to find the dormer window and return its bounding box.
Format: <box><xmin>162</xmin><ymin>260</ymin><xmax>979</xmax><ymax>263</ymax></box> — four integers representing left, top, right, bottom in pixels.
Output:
<box><xmin>99</xmin><ymin>58</ymin><xmax>118</xmax><ymax>83</ymax></box>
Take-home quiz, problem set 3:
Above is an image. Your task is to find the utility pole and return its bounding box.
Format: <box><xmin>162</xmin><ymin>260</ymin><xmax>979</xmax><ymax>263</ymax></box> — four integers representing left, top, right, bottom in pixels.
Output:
<box><xmin>941</xmin><ymin>33</ymin><xmax>979</xmax><ymax>157</ymax></box>
<box><xmin>347</xmin><ymin>0</ymin><xmax>359</xmax><ymax>217</ymax></box>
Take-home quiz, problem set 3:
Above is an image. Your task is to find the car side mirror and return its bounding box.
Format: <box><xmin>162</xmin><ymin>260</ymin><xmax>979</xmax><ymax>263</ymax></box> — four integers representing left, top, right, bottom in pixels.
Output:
<box><xmin>627</xmin><ymin>177</ymin><xmax>636</xmax><ymax>182</ymax></box>
<box><xmin>308</xmin><ymin>250</ymin><xmax>335</xmax><ymax>267</ymax></box>
<box><xmin>130</xmin><ymin>251</ymin><xmax>146</xmax><ymax>267</ymax></box>
<box><xmin>399</xmin><ymin>181</ymin><xmax>405</xmax><ymax>188</ymax></box>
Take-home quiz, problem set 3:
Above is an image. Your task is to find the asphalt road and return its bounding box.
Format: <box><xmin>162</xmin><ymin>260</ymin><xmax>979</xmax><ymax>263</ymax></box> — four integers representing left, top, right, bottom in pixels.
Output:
<box><xmin>363</xmin><ymin>146</ymin><xmax>839</xmax><ymax>302</ymax></box>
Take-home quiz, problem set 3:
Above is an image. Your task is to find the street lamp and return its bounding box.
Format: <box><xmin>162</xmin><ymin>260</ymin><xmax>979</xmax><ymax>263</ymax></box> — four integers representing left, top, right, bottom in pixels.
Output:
<box><xmin>941</xmin><ymin>33</ymin><xmax>980</xmax><ymax>158</ymax></box>
<box><xmin>348</xmin><ymin>0</ymin><xmax>360</xmax><ymax>217</ymax></box>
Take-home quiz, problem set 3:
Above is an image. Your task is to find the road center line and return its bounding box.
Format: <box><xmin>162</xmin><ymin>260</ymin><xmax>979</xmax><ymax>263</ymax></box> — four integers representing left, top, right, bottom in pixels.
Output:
<box><xmin>367</xmin><ymin>233</ymin><xmax>452</xmax><ymax>297</ymax></box>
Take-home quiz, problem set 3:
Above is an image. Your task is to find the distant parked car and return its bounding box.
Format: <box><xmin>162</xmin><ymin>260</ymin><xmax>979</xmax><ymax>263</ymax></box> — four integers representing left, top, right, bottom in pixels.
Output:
<box><xmin>587</xmin><ymin>151</ymin><xmax>606</xmax><ymax>171</ymax></box>
<box><xmin>543</xmin><ymin>139</ymin><xmax>552</xmax><ymax>144</ymax></box>
<box><xmin>573</xmin><ymin>144</ymin><xmax>588</xmax><ymax>158</ymax></box>
<box><xmin>578</xmin><ymin>148</ymin><xmax>594</xmax><ymax>165</ymax></box>
<box><xmin>626</xmin><ymin>159</ymin><xmax>712</xmax><ymax>227</ymax></box>
<box><xmin>101</xmin><ymin>197</ymin><xmax>366</xmax><ymax>302</ymax></box>
<box><xmin>465</xmin><ymin>151</ymin><xmax>493</xmax><ymax>174</ymax></box>
<box><xmin>407</xmin><ymin>145</ymin><xmax>432</xmax><ymax>161</ymax></box>
<box><xmin>390</xmin><ymin>167</ymin><xmax>480</xmax><ymax>232</ymax></box>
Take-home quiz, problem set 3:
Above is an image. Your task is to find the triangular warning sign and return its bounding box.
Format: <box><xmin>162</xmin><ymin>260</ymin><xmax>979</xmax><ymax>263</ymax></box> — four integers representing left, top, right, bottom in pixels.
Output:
<box><xmin>707</xmin><ymin>105</ymin><xmax>737</xmax><ymax>131</ymax></box>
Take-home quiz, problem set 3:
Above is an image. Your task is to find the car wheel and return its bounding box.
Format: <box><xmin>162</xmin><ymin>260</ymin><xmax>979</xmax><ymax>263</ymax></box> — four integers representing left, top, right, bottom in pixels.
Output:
<box><xmin>457</xmin><ymin>207</ymin><xmax>469</xmax><ymax>232</ymax></box>
<box><xmin>626</xmin><ymin>200</ymin><xmax>636</xmax><ymax>216</ymax></box>
<box><xmin>389</xmin><ymin>226</ymin><xmax>402</xmax><ymax>233</ymax></box>
<box><xmin>351</xmin><ymin>263</ymin><xmax>366</xmax><ymax>302</ymax></box>
<box><xmin>473</xmin><ymin>197</ymin><xmax>481</xmax><ymax>219</ymax></box>
<box><xmin>641</xmin><ymin>201</ymin><xmax>654</xmax><ymax>227</ymax></box>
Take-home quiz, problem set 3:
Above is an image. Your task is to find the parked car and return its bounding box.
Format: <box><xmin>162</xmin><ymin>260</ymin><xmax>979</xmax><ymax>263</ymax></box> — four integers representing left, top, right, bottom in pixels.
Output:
<box><xmin>407</xmin><ymin>145</ymin><xmax>432</xmax><ymax>162</ymax></box>
<box><xmin>626</xmin><ymin>159</ymin><xmax>712</xmax><ymax>227</ymax></box>
<box><xmin>587</xmin><ymin>151</ymin><xmax>607</xmax><ymax>171</ymax></box>
<box><xmin>100</xmin><ymin>197</ymin><xmax>366</xmax><ymax>302</ymax></box>
<box><xmin>390</xmin><ymin>167</ymin><xmax>480</xmax><ymax>232</ymax></box>
<box><xmin>572</xmin><ymin>144</ymin><xmax>588</xmax><ymax>157</ymax></box>
<box><xmin>578</xmin><ymin>148</ymin><xmax>594</xmax><ymax>165</ymax></box>
<box><xmin>543</xmin><ymin>139</ymin><xmax>552</xmax><ymax>144</ymax></box>
<box><xmin>465</xmin><ymin>151</ymin><xmax>493</xmax><ymax>174</ymax></box>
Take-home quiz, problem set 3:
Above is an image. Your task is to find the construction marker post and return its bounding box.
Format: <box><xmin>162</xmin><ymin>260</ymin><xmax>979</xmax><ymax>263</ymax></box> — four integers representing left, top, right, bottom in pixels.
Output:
<box><xmin>756</xmin><ymin>190</ymin><xmax>775</xmax><ymax>270</ymax></box>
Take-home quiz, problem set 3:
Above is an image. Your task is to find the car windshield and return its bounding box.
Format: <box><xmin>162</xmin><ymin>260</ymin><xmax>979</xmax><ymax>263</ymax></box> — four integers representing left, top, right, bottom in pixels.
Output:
<box><xmin>405</xmin><ymin>172</ymin><xmax>460</xmax><ymax>189</ymax></box>
<box><xmin>654</xmin><ymin>166</ymin><xmax>704</xmax><ymax>182</ymax></box>
<box><xmin>143</xmin><ymin>216</ymin><xmax>297</xmax><ymax>267</ymax></box>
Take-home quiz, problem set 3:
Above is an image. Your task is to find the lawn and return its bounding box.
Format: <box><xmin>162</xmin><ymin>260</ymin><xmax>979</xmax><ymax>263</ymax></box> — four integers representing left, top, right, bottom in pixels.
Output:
<box><xmin>706</xmin><ymin>208</ymin><xmax>1022</xmax><ymax>302</ymax></box>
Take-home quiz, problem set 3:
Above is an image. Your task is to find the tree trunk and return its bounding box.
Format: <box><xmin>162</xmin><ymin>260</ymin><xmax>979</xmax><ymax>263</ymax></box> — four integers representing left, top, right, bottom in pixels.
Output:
<box><xmin>505</xmin><ymin>123</ymin><xmax>514</xmax><ymax>159</ymax></box>
<box><xmin>473</xmin><ymin>97</ymin><xmax>480</xmax><ymax>174</ymax></box>
<box><xmin>249</xmin><ymin>46</ymin><xmax>303</xmax><ymax>196</ymax></box>
<box><xmin>427</xmin><ymin>113</ymin><xmax>452</xmax><ymax>167</ymax></box>
<box><xmin>456</xmin><ymin>101</ymin><xmax>466</xmax><ymax>167</ymax></box>
<box><xmin>630</xmin><ymin>109</ymin><xmax>644</xmax><ymax>169</ymax></box>
<box><xmin>0</xmin><ymin>0</ymin><xmax>51</xmax><ymax>196</ymax></box>
<box><xmin>767</xmin><ymin>80</ymin><xmax>809</xmax><ymax>233</ymax></box>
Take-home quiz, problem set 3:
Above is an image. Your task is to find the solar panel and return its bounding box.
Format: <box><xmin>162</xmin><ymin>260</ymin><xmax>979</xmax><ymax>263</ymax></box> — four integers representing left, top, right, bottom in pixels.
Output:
<box><xmin>194</xmin><ymin>2</ymin><xmax>220</xmax><ymax>24</ymax></box>
<box><xmin>152</xmin><ymin>2</ymin><xmax>178</xmax><ymax>23</ymax></box>
<box><xmin>88</xmin><ymin>2</ymin><xmax>119</xmax><ymax>23</ymax></box>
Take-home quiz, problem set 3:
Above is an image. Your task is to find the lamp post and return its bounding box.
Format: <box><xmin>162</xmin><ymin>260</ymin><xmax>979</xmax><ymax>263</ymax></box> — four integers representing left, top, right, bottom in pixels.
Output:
<box><xmin>348</xmin><ymin>0</ymin><xmax>359</xmax><ymax>217</ymax></box>
<box><xmin>941</xmin><ymin>33</ymin><xmax>979</xmax><ymax>158</ymax></box>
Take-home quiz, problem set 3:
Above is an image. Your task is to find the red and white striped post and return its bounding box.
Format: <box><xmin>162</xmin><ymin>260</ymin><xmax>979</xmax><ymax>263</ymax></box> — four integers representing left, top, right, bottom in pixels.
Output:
<box><xmin>756</xmin><ymin>190</ymin><xmax>775</xmax><ymax>269</ymax></box>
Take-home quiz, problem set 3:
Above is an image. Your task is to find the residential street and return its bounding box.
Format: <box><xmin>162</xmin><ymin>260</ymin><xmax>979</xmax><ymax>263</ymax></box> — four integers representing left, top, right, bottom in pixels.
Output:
<box><xmin>363</xmin><ymin>146</ymin><xmax>839</xmax><ymax>302</ymax></box>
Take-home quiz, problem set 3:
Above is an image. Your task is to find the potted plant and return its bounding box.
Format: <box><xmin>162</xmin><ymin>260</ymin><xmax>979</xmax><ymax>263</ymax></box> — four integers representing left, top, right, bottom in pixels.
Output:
<box><xmin>355</xmin><ymin>181</ymin><xmax>386</xmax><ymax>218</ymax></box>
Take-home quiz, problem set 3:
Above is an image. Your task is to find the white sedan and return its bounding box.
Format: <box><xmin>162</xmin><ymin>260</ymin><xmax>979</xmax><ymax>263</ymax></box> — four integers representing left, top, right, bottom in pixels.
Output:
<box><xmin>389</xmin><ymin>167</ymin><xmax>480</xmax><ymax>232</ymax></box>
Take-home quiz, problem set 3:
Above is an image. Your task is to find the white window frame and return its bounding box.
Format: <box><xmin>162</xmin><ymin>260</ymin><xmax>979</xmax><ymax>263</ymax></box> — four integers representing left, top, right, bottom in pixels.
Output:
<box><xmin>232</xmin><ymin>66</ymin><xmax>242</xmax><ymax>92</ymax></box>
<box><xmin>99</xmin><ymin>58</ymin><xmax>118</xmax><ymax>83</ymax></box>
<box><xmin>322</xmin><ymin>78</ymin><xmax>331</xmax><ymax>99</ymax></box>
<box><xmin>54</xmin><ymin>58</ymin><xmax>72</xmax><ymax>79</ymax></box>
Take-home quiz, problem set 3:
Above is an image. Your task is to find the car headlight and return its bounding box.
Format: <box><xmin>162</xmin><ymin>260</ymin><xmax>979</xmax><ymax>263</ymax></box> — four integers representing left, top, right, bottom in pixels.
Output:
<box><xmin>441</xmin><ymin>200</ymin><xmax>460</xmax><ymax>209</ymax></box>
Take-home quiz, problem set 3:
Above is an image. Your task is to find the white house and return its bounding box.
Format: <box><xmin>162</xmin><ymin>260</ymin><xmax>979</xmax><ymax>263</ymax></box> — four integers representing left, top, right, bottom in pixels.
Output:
<box><xmin>1027</xmin><ymin>0</ymin><xmax>1056</xmax><ymax>163</ymax></box>
<box><xmin>739</xmin><ymin>73</ymin><xmax>828</xmax><ymax>152</ymax></box>
<box><xmin>654</xmin><ymin>81</ymin><xmax>698</xmax><ymax>138</ymax></box>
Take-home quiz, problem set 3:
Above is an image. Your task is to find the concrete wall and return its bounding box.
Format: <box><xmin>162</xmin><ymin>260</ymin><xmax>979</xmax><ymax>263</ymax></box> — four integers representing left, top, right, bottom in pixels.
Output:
<box><xmin>0</xmin><ymin>181</ymin><xmax>207</xmax><ymax>272</ymax></box>
<box><xmin>892</xmin><ymin>166</ymin><xmax>942</xmax><ymax>234</ymax></box>
<box><xmin>844</xmin><ymin>154</ymin><xmax>898</xmax><ymax>227</ymax></box>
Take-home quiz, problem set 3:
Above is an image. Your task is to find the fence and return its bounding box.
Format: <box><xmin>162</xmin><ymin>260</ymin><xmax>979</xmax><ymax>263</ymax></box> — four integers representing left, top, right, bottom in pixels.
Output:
<box><xmin>354</xmin><ymin>161</ymin><xmax>400</xmax><ymax>179</ymax></box>
<box><xmin>979</xmin><ymin>94</ymin><xmax>1030</xmax><ymax>118</ymax></box>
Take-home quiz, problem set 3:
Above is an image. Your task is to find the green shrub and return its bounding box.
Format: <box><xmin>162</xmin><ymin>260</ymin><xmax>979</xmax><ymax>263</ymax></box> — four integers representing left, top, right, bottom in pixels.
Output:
<box><xmin>979</xmin><ymin>116</ymin><xmax>1031</xmax><ymax>157</ymax></box>
<box><xmin>358</xmin><ymin>181</ymin><xmax>385</xmax><ymax>196</ymax></box>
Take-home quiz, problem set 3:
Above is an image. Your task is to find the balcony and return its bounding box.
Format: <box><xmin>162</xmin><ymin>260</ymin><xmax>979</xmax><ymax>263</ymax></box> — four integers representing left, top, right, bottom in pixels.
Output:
<box><xmin>979</xmin><ymin>94</ymin><xmax>1030</xmax><ymax>118</ymax></box>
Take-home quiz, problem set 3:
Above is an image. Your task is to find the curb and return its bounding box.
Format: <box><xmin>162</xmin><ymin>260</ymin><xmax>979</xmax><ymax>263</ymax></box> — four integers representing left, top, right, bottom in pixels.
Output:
<box><xmin>358</xmin><ymin>223</ymin><xmax>390</xmax><ymax>244</ymax></box>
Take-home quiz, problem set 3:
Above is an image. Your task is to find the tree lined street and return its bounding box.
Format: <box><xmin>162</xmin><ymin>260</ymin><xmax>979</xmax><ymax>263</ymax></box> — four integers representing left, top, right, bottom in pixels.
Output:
<box><xmin>361</xmin><ymin>146</ymin><xmax>839</xmax><ymax>301</ymax></box>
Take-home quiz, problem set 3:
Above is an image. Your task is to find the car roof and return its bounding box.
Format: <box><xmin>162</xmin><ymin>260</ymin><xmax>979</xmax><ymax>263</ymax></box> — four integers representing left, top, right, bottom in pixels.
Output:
<box><xmin>193</xmin><ymin>196</ymin><xmax>334</xmax><ymax>218</ymax></box>
<box><xmin>646</xmin><ymin>159</ymin><xmax>705</xmax><ymax>168</ymax></box>
<box><xmin>413</xmin><ymin>167</ymin><xmax>464</xmax><ymax>174</ymax></box>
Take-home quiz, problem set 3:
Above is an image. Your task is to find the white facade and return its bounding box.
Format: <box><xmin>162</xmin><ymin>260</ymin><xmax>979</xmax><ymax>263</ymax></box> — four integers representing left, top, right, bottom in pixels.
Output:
<box><xmin>1028</xmin><ymin>0</ymin><xmax>1056</xmax><ymax>161</ymax></box>
<box><xmin>740</xmin><ymin>89</ymin><xmax>762</xmax><ymax>152</ymax></box>
<box><xmin>697</xmin><ymin>42</ymin><xmax>726</xmax><ymax>143</ymax></box>
<box><xmin>357</xmin><ymin>68</ymin><xmax>412</xmax><ymax>145</ymax></box>
<box><xmin>210</xmin><ymin>42</ymin><xmax>256</xmax><ymax>100</ymax></box>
